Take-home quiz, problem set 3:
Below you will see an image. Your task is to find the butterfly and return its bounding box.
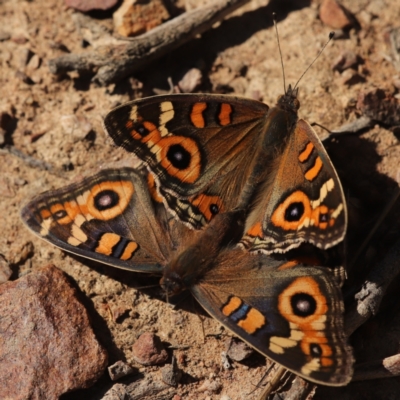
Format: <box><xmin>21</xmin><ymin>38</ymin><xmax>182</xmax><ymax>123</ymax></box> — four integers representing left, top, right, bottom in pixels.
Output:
<box><xmin>21</xmin><ymin>83</ymin><xmax>352</xmax><ymax>386</ymax></box>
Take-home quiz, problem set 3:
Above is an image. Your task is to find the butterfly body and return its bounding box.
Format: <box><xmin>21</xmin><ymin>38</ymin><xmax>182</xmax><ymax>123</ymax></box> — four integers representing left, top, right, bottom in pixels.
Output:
<box><xmin>21</xmin><ymin>86</ymin><xmax>352</xmax><ymax>386</ymax></box>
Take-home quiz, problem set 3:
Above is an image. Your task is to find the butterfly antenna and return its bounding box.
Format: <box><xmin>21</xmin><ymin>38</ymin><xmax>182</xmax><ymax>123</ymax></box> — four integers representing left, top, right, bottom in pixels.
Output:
<box><xmin>273</xmin><ymin>13</ymin><xmax>286</xmax><ymax>94</ymax></box>
<box><xmin>293</xmin><ymin>31</ymin><xmax>335</xmax><ymax>90</ymax></box>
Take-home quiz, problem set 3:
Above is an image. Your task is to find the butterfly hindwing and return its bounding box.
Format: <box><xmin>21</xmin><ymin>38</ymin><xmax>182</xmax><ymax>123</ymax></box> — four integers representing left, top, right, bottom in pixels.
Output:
<box><xmin>21</xmin><ymin>168</ymin><xmax>172</xmax><ymax>273</ymax></box>
<box><xmin>191</xmin><ymin>248</ymin><xmax>353</xmax><ymax>386</ymax></box>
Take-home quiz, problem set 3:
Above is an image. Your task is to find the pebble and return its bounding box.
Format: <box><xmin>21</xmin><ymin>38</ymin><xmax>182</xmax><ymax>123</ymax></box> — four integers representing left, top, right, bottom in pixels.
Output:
<box><xmin>319</xmin><ymin>0</ymin><xmax>353</xmax><ymax>29</ymax></box>
<box><xmin>108</xmin><ymin>360</ymin><xmax>136</xmax><ymax>381</ymax></box>
<box><xmin>131</xmin><ymin>332</ymin><xmax>168</xmax><ymax>365</ymax></box>
<box><xmin>225</xmin><ymin>337</ymin><xmax>254</xmax><ymax>362</ymax></box>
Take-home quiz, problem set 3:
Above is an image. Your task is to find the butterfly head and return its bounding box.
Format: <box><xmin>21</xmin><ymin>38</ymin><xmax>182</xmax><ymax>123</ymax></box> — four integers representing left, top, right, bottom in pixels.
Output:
<box><xmin>277</xmin><ymin>84</ymin><xmax>300</xmax><ymax>114</ymax></box>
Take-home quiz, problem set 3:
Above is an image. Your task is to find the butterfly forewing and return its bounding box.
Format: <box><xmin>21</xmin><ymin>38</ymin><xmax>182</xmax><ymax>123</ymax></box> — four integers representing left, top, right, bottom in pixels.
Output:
<box><xmin>104</xmin><ymin>94</ymin><xmax>269</xmax><ymax>229</ymax></box>
<box><xmin>191</xmin><ymin>249</ymin><xmax>353</xmax><ymax>386</ymax></box>
<box><xmin>243</xmin><ymin>119</ymin><xmax>347</xmax><ymax>254</ymax></box>
<box><xmin>21</xmin><ymin>168</ymin><xmax>170</xmax><ymax>273</ymax></box>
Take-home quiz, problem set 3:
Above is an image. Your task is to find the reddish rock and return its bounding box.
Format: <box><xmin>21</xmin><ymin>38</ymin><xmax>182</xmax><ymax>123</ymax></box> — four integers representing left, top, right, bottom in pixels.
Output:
<box><xmin>131</xmin><ymin>332</ymin><xmax>168</xmax><ymax>365</ymax></box>
<box><xmin>65</xmin><ymin>0</ymin><xmax>118</xmax><ymax>12</ymax></box>
<box><xmin>320</xmin><ymin>0</ymin><xmax>353</xmax><ymax>29</ymax></box>
<box><xmin>0</xmin><ymin>265</ymin><xmax>108</xmax><ymax>399</ymax></box>
<box><xmin>113</xmin><ymin>0</ymin><xmax>170</xmax><ymax>37</ymax></box>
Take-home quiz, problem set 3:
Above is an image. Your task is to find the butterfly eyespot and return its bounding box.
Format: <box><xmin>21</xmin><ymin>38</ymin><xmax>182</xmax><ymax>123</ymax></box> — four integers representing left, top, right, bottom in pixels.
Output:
<box><xmin>310</xmin><ymin>343</ymin><xmax>323</xmax><ymax>357</ymax></box>
<box><xmin>209</xmin><ymin>203</ymin><xmax>219</xmax><ymax>215</ymax></box>
<box><xmin>319</xmin><ymin>213</ymin><xmax>329</xmax><ymax>223</ymax></box>
<box><xmin>53</xmin><ymin>210</ymin><xmax>67</xmax><ymax>220</ymax></box>
<box><xmin>167</xmin><ymin>144</ymin><xmax>191</xmax><ymax>170</ymax></box>
<box><xmin>94</xmin><ymin>190</ymin><xmax>120</xmax><ymax>211</ymax></box>
<box><xmin>284</xmin><ymin>202</ymin><xmax>305</xmax><ymax>222</ymax></box>
<box><xmin>134</xmin><ymin>122</ymin><xmax>150</xmax><ymax>137</ymax></box>
<box><xmin>290</xmin><ymin>293</ymin><xmax>317</xmax><ymax>317</ymax></box>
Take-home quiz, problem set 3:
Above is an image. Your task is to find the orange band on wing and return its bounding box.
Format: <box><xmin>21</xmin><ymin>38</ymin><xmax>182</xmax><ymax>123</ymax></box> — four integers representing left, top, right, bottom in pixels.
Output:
<box><xmin>218</xmin><ymin>103</ymin><xmax>232</xmax><ymax>126</ymax></box>
<box><xmin>190</xmin><ymin>102</ymin><xmax>207</xmax><ymax>128</ymax></box>
<box><xmin>298</xmin><ymin>142</ymin><xmax>314</xmax><ymax>163</ymax></box>
<box><xmin>304</xmin><ymin>156</ymin><xmax>323</xmax><ymax>181</ymax></box>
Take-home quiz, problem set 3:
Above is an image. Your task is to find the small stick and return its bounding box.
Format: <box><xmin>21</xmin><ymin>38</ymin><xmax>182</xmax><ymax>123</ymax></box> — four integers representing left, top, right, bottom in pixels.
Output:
<box><xmin>0</xmin><ymin>145</ymin><xmax>63</xmax><ymax>176</ymax></box>
<box><xmin>345</xmin><ymin>235</ymin><xmax>400</xmax><ymax>336</ymax></box>
<box><xmin>353</xmin><ymin>353</ymin><xmax>400</xmax><ymax>381</ymax></box>
<box><xmin>256</xmin><ymin>365</ymin><xmax>286</xmax><ymax>400</ymax></box>
<box><xmin>48</xmin><ymin>0</ymin><xmax>251</xmax><ymax>86</ymax></box>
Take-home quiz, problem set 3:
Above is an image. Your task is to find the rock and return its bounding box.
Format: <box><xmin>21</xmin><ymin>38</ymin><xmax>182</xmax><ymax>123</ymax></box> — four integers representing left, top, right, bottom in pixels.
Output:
<box><xmin>178</xmin><ymin>68</ymin><xmax>202</xmax><ymax>93</ymax></box>
<box><xmin>131</xmin><ymin>332</ymin><xmax>168</xmax><ymax>365</ymax></box>
<box><xmin>319</xmin><ymin>0</ymin><xmax>354</xmax><ymax>30</ymax></box>
<box><xmin>161</xmin><ymin>357</ymin><xmax>182</xmax><ymax>386</ymax></box>
<box><xmin>101</xmin><ymin>376</ymin><xmax>172</xmax><ymax>399</ymax></box>
<box><xmin>65</xmin><ymin>0</ymin><xmax>118</xmax><ymax>12</ymax></box>
<box><xmin>60</xmin><ymin>114</ymin><xmax>93</xmax><ymax>141</ymax></box>
<box><xmin>0</xmin><ymin>255</ymin><xmax>12</xmax><ymax>284</ymax></box>
<box><xmin>198</xmin><ymin>379</ymin><xmax>222</xmax><ymax>394</ymax></box>
<box><xmin>113</xmin><ymin>0</ymin><xmax>170</xmax><ymax>37</ymax></box>
<box><xmin>108</xmin><ymin>360</ymin><xmax>136</xmax><ymax>381</ymax></box>
<box><xmin>0</xmin><ymin>265</ymin><xmax>108</xmax><ymax>399</ymax></box>
<box><xmin>357</xmin><ymin>88</ymin><xmax>400</xmax><ymax>126</ymax></box>
<box><xmin>0</xmin><ymin>30</ymin><xmax>10</xmax><ymax>41</ymax></box>
<box><xmin>225</xmin><ymin>337</ymin><xmax>254</xmax><ymax>362</ymax></box>
<box><xmin>340</xmin><ymin>69</ymin><xmax>365</xmax><ymax>85</ymax></box>
<box><xmin>332</xmin><ymin>50</ymin><xmax>360</xmax><ymax>72</ymax></box>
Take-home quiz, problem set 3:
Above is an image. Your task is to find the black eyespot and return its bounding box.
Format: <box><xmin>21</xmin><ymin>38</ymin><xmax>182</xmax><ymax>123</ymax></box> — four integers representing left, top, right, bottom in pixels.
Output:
<box><xmin>291</xmin><ymin>293</ymin><xmax>317</xmax><ymax>317</ymax></box>
<box><xmin>319</xmin><ymin>213</ymin><xmax>329</xmax><ymax>222</ymax></box>
<box><xmin>209</xmin><ymin>203</ymin><xmax>219</xmax><ymax>215</ymax></box>
<box><xmin>134</xmin><ymin>122</ymin><xmax>150</xmax><ymax>137</ymax></box>
<box><xmin>284</xmin><ymin>202</ymin><xmax>304</xmax><ymax>222</ymax></box>
<box><xmin>54</xmin><ymin>210</ymin><xmax>67</xmax><ymax>220</ymax></box>
<box><xmin>94</xmin><ymin>190</ymin><xmax>119</xmax><ymax>211</ymax></box>
<box><xmin>310</xmin><ymin>343</ymin><xmax>322</xmax><ymax>357</ymax></box>
<box><xmin>167</xmin><ymin>144</ymin><xmax>191</xmax><ymax>170</ymax></box>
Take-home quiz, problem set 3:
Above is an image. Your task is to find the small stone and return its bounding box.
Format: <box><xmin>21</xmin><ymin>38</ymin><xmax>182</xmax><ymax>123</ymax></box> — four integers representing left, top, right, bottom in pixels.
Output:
<box><xmin>15</xmin><ymin>70</ymin><xmax>34</xmax><ymax>84</ymax></box>
<box><xmin>60</xmin><ymin>115</ymin><xmax>93</xmax><ymax>141</ymax></box>
<box><xmin>27</xmin><ymin>54</ymin><xmax>41</xmax><ymax>70</ymax></box>
<box><xmin>16</xmin><ymin>48</ymin><xmax>33</xmax><ymax>68</ymax></box>
<box><xmin>0</xmin><ymin>31</ymin><xmax>10</xmax><ymax>41</ymax></box>
<box><xmin>131</xmin><ymin>332</ymin><xmax>168</xmax><ymax>365</ymax></box>
<box><xmin>220</xmin><ymin>395</ymin><xmax>232</xmax><ymax>400</ymax></box>
<box><xmin>113</xmin><ymin>0</ymin><xmax>170</xmax><ymax>37</ymax></box>
<box><xmin>178</xmin><ymin>68</ymin><xmax>202</xmax><ymax>93</ymax></box>
<box><xmin>8</xmin><ymin>241</ymin><xmax>34</xmax><ymax>266</ymax></box>
<box><xmin>108</xmin><ymin>360</ymin><xmax>136</xmax><ymax>381</ymax></box>
<box><xmin>221</xmin><ymin>351</ymin><xmax>231</xmax><ymax>370</ymax></box>
<box><xmin>65</xmin><ymin>0</ymin><xmax>118</xmax><ymax>12</ymax></box>
<box><xmin>332</xmin><ymin>51</ymin><xmax>360</xmax><ymax>72</ymax></box>
<box><xmin>0</xmin><ymin>265</ymin><xmax>108</xmax><ymax>399</ymax></box>
<box><xmin>225</xmin><ymin>337</ymin><xmax>254</xmax><ymax>362</ymax></box>
<box><xmin>172</xmin><ymin>395</ymin><xmax>182</xmax><ymax>400</ymax></box>
<box><xmin>198</xmin><ymin>379</ymin><xmax>222</xmax><ymax>394</ymax></box>
<box><xmin>319</xmin><ymin>0</ymin><xmax>353</xmax><ymax>30</ymax></box>
<box><xmin>0</xmin><ymin>255</ymin><xmax>12</xmax><ymax>284</ymax></box>
<box><xmin>161</xmin><ymin>357</ymin><xmax>182</xmax><ymax>386</ymax></box>
<box><xmin>340</xmin><ymin>69</ymin><xmax>365</xmax><ymax>85</ymax></box>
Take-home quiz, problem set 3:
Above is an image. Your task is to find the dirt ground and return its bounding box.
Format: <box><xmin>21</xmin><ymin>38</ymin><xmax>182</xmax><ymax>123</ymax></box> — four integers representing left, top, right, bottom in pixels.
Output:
<box><xmin>1</xmin><ymin>0</ymin><xmax>400</xmax><ymax>399</ymax></box>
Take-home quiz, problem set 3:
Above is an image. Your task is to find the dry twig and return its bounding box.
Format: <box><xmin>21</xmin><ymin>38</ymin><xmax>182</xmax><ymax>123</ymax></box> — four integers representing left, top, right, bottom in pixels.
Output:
<box><xmin>48</xmin><ymin>0</ymin><xmax>251</xmax><ymax>86</ymax></box>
